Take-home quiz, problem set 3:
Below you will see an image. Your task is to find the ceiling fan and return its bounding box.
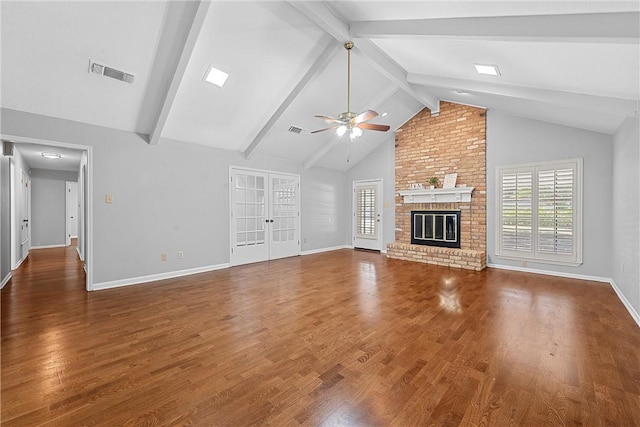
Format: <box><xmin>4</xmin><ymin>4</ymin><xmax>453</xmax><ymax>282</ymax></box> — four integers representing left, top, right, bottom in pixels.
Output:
<box><xmin>312</xmin><ymin>41</ymin><xmax>390</xmax><ymax>139</ymax></box>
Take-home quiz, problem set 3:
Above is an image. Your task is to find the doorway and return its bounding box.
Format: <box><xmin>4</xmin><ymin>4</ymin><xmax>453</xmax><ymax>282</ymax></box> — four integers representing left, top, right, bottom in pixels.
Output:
<box><xmin>353</xmin><ymin>179</ymin><xmax>383</xmax><ymax>251</ymax></box>
<box><xmin>4</xmin><ymin>135</ymin><xmax>93</xmax><ymax>290</ymax></box>
<box><xmin>229</xmin><ymin>167</ymin><xmax>300</xmax><ymax>266</ymax></box>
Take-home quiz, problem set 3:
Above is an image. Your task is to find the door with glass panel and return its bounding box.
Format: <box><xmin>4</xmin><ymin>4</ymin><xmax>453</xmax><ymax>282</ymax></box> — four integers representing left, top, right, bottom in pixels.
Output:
<box><xmin>230</xmin><ymin>168</ymin><xmax>300</xmax><ymax>266</ymax></box>
<box><xmin>353</xmin><ymin>180</ymin><xmax>383</xmax><ymax>251</ymax></box>
<box><xmin>269</xmin><ymin>174</ymin><xmax>300</xmax><ymax>260</ymax></box>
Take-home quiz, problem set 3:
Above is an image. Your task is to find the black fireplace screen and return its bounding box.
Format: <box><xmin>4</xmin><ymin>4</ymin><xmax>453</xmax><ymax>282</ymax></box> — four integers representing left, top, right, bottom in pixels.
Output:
<box><xmin>411</xmin><ymin>210</ymin><xmax>461</xmax><ymax>248</ymax></box>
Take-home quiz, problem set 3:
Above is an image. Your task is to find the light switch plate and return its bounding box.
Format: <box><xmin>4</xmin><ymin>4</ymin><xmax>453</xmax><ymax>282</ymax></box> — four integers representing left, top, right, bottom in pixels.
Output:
<box><xmin>105</xmin><ymin>194</ymin><xmax>114</xmax><ymax>204</ymax></box>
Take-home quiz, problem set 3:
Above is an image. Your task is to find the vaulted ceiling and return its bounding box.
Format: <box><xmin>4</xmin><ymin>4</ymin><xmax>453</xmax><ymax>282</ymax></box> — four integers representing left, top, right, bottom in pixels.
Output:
<box><xmin>2</xmin><ymin>1</ymin><xmax>638</xmax><ymax>171</ymax></box>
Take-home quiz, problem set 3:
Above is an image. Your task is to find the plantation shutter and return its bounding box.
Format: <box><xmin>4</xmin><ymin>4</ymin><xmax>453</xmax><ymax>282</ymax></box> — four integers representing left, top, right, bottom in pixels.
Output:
<box><xmin>500</xmin><ymin>170</ymin><xmax>533</xmax><ymax>254</ymax></box>
<box><xmin>356</xmin><ymin>185</ymin><xmax>377</xmax><ymax>239</ymax></box>
<box><xmin>496</xmin><ymin>159</ymin><xmax>581</xmax><ymax>266</ymax></box>
<box><xmin>537</xmin><ymin>167</ymin><xmax>574</xmax><ymax>256</ymax></box>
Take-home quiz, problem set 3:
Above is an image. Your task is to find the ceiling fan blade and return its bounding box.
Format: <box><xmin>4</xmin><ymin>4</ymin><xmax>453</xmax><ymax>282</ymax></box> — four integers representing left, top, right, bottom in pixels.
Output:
<box><xmin>311</xmin><ymin>126</ymin><xmax>338</xmax><ymax>134</ymax></box>
<box><xmin>352</xmin><ymin>110</ymin><xmax>378</xmax><ymax>124</ymax></box>
<box><xmin>314</xmin><ymin>115</ymin><xmax>343</xmax><ymax>124</ymax></box>
<box><xmin>357</xmin><ymin>122</ymin><xmax>391</xmax><ymax>132</ymax></box>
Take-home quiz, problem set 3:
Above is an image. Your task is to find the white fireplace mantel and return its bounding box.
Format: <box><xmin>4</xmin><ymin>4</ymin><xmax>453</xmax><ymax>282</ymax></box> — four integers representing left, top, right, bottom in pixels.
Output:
<box><xmin>398</xmin><ymin>187</ymin><xmax>474</xmax><ymax>204</ymax></box>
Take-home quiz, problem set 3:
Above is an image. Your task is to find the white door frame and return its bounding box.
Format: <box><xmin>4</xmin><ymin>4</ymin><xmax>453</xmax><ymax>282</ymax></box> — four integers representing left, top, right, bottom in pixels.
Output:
<box><xmin>353</xmin><ymin>179</ymin><xmax>383</xmax><ymax>251</ymax></box>
<box><xmin>3</xmin><ymin>134</ymin><xmax>94</xmax><ymax>291</ymax></box>
<box><xmin>9</xmin><ymin>159</ymin><xmax>16</xmax><ymax>269</ymax></box>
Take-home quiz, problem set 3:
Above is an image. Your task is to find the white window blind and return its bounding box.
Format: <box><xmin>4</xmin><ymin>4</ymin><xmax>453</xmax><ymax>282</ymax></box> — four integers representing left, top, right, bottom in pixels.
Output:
<box><xmin>497</xmin><ymin>159</ymin><xmax>582</xmax><ymax>266</ymax></box>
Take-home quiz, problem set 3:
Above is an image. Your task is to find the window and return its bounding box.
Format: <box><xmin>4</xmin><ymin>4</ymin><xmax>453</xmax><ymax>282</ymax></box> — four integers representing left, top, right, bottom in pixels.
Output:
<box><xmin>496</xmin><ymin>158</ymin><xmax>582</xmax><ymax>266</ymax></box>
<box><xmin>356</xmin><ymin>185</ymin><xmax>377</xmax><ymax>239</ymax></box>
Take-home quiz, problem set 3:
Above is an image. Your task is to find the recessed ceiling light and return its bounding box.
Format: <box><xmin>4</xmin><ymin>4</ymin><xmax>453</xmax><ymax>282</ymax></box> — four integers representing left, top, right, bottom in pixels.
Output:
<box><xmin>41</xmin><ymin>152</ymin><xmax>62</xmax><ymax>159</ymax></box>
<box><xmin>381</xmin><ymin>112</ymin><xmax>388</xmax><ymax>117</ymax></box>
<box><xmin>474</xmin><ymin>64</ymin><xmax>500</xmax><ymax>76</ymax></box>
<box><xmin>455</xmin><ymin>90</ymin><xmax>467</xmax><ymax>95</ymax></box>
<box><xmin>203</xmin><ymin>65</ymin><xmax>229</xmax><ymax>87</ymax></box>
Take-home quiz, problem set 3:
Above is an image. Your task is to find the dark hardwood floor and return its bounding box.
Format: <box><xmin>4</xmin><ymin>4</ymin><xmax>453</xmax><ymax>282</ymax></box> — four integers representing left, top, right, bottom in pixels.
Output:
<box><xmin>2</xmin><ymin>246</ymin><xmax>639</xmax><ymax>426</ymax></box>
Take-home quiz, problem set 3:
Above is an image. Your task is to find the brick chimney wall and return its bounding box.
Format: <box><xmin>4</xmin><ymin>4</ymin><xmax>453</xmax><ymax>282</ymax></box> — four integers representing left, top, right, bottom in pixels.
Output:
<box><xmin>387</xmin><ymin>101</ymin><xmax>487</xmax><ymax>270</ymax></box>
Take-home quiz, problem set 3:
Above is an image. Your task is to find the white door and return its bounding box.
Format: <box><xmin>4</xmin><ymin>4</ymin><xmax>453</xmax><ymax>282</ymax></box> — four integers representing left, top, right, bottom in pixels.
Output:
<box><xmin>353</xmin><ymin>180</ymin><xmax>383</xmax><ymax>251</ymax></box>
<box><xmin>269</xmin><ymin>174</ymin><xmax>300</xmax><ymax>260</ymax></box>
<box><xmin>66</xmin><ymin>181</ymin><xmax>78</xmax><ymax>245</ymax></box>
<box><xmin>230</xmin><ymin>168</ymin><xmax>300</xmax><ymax>266</ymax></box>
<box><xmin>230</xmin><ymin>169</ymin><xmax>269</xmax><ymax>266</ymax></box>
<box><xmin>19</xmin><ymin>169</ymin><xmax>31</xmax><ymax>259</ymax></box>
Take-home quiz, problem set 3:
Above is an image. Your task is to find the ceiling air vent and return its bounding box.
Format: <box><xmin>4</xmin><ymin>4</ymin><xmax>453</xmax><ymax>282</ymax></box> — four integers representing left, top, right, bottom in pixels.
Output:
<box><xmin>288</xmin><ymin>126</ymin><xmax>303</xmax><ymax>134</ymax></box>
<box><xmin>89</xmin><ymin>60</ymin><xmax>135</xmax><ymax>84</ymax></box>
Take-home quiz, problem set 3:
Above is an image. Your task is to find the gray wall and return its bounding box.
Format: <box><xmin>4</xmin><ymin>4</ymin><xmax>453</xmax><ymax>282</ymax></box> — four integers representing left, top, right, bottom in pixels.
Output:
<box><xmin>0</xmin><ymin>155</ymin><xmax>10</xmax><ymax>285</ymax></box>
<box><xmin>1</xmin><ymin>108</ymin><xmax>348</xmax><ymax>286</ymax></box>
<box><xmin>346</xmin><ymin>137</ymin><xmax>396</xmax><ymax>250</ymax></box>
<box><xmin>612</xmin><ymin>116</ymin><xmax>640</xmax><ymax>317</ymax></box>
<box><xmin>30</xmin><ymin>168</ymin><xmax>78</xmax><ymax>247</ymax></box>
<box><xmin>301</xmin><ymin>166</ymin><xmax>348</xmax><ymax>250</ymax></box>
<box><xmin>487</xmin><ymin>110</ymin><xmax>613</xmax><ymax>278</ymax></box>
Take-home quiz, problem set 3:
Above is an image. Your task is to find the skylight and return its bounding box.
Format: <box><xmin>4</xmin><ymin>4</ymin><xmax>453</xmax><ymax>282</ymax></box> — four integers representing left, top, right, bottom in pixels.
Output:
<box><xmin>474</xmin><ymin>64</ymin><xmax>500</xmax><ymax>76</ymax></box>
<box><xmin>203</xmin><ymin>65</ymin><xmax>229</xmax><ymax>87</ymax></box>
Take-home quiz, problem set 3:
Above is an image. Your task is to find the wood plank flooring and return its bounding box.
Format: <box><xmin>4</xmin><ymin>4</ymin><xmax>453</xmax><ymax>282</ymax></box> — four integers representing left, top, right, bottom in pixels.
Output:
<box><xmin>2</xmin><ymin>246</ymin><xmax>639</xmax><ymax>426</ymax></box>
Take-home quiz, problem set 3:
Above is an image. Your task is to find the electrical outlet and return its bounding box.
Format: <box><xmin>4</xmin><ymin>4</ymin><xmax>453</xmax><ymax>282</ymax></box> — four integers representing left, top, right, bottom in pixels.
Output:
<box><xmin>160</xmin><ymin>253</ymin><xmax>167</xmax><ymax>262</ymax></box>
<box><xmin>303</xmin><ymin>238</ymin><xmax>307</xmax><ymax>244</ymax></box>
<box><xmin>521</xmin><ymin>260</ymin><xmax>527</xmax><ymax>268</ymax></box>
<box><xmin>178</xmin><ymin>251</ymin><xmax>184</xmax><ymax>259</ymax></box>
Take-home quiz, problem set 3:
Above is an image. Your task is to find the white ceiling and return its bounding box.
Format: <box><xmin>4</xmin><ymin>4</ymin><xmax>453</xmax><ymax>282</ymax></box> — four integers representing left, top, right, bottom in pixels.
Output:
<box><xmin>2</xmin><ymin>1</ymin><xmax>638</xmax><ymax>171</ymax></box>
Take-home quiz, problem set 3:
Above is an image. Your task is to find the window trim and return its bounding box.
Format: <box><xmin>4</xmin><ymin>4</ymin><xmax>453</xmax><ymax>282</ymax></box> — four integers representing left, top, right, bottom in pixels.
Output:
<box><xmin>495</xmin><ymin>158</ymin><xmax>583</xmax><ymax>267</ymax></box>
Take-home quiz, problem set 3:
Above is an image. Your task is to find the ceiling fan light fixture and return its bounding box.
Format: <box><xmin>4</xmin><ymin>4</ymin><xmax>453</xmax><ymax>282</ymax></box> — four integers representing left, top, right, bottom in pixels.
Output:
<box><xmin>350</xmin><ymin>127</ymin><xmax>363</xmax><ymax>139</ymax></box>
<box><xmin>336</xmin><ymin>125</ymin><xmax>347</xmax><ymax>137</ymax></box>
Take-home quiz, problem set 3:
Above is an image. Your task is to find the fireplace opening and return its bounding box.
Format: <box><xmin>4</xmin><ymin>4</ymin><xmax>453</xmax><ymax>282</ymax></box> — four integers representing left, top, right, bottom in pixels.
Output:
<box><xmin>411</xmin><ymin>210</ymin><xmax>461</xmax><ymax>248</ymax></box>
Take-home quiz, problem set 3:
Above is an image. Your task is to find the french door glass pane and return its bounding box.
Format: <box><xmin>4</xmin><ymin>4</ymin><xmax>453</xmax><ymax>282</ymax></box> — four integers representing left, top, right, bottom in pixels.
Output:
<box><xmin>235</xmin><ymin>173</ymin><xmax>266</xmax><ymax>247</ymax></box>
<box><xmin>272</xmin><ymin>177</ymin><xmax>297</xmax><ymax>243</ymax></box>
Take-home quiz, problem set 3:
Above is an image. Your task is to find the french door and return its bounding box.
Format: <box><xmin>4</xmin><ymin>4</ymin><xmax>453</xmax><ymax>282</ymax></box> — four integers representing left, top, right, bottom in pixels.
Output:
<box><xmin>230</xmin><ymin>168</ymin><xmax>300</xmax><ymax>266</ymax></box>
<box><xmin>353</xmin><ymin>179</ymin><xmax>383</xmax><ymax>251</ymax></box>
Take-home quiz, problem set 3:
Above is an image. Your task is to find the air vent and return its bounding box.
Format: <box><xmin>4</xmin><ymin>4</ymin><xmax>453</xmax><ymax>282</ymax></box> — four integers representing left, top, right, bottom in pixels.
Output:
<box><xmin>288</xmin><ymin>126</ymin><xmax>303</xmax><ymax>134</ymax></box>
<box><xmin>89</xmin><ymin>60</ymin><xmax>135</xmax><ymax>84</ymax></box>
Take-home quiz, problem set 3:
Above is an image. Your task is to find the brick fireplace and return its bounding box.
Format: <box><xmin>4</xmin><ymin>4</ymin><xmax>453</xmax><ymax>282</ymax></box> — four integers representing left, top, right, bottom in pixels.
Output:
<box><xmin>387</xmin><ymin>101</ymin><xmax>487</xmax><ymax>271</ymax></box>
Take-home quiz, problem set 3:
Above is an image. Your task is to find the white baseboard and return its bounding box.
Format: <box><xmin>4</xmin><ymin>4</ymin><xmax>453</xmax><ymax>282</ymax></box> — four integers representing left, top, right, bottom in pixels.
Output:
<box><xmin>0</xmin><ymin>272</ymin><xmax>12</xmax><ymax>289</ymax></box>
<box><xmin>488</xmin><ymin>263</ymin><xmax>639</xmax><ymax>328</ymax></box>
<box><xmin>486</xmin><ymin>263</ymin><xmax>610</xmax><ymax>283</ymax></box>
<box><xmin>301</xmin><ymin>245</ymin><xmax>352</xmax><ymax>256</ymax></box>
<box><xmin>13</xmin><ymin>254</ymin><xmax>27</xmax><ymax>271</ymax></box>
<box><xmin>92</xmin><ymin>263</ymin><xmax>230</xmax><ymax>291</ymax></box>
<box><xmin>609</xmin><ymin>279</ymin><xmax>640</xmax><ymax>328</ymax></box>
<box><xmin>31</xmin><ymin>244</ymin><xmax>67</xmax><ymax>250</ymax></box>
